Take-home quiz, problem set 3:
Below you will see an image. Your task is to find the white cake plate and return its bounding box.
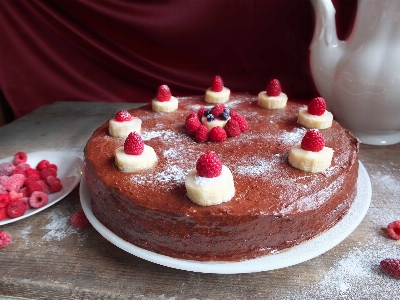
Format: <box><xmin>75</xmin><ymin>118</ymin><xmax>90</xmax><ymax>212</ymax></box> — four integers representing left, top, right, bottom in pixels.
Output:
<box><xmin>80</xmin><ymin>161</ymin><xmax>371</xmax><ymax>274</ymax></box>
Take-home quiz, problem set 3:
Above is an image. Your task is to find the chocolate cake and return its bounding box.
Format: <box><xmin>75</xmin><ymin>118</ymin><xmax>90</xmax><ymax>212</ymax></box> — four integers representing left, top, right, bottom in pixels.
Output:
<box><xmin>84</xmin><ymin>93</ymin><xmax>359</xmax><ymax>261</ymax></box>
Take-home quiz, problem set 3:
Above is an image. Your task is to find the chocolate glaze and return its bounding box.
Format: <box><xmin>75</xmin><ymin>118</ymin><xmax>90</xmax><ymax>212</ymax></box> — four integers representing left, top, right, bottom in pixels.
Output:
<box><xmin>84</xmin><ymin>94</ymin><xmax>359</xmax><ymax>261</ymax></box>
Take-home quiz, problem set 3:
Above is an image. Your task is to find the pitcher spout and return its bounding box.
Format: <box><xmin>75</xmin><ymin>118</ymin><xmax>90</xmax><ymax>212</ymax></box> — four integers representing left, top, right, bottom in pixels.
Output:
<box><xmin>309</xmin><ymin>0</ymin><xmax>346</xmax><ymax>102</ymax></box>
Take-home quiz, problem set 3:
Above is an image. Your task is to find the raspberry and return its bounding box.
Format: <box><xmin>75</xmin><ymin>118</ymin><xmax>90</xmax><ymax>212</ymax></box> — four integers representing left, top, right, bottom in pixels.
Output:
<box><xmin>0</xmin><ymin>176</ymin><xmax>8</xmax><ymax>186</ymax></box>
<box><xmin>186</xmin><ymin>112</ymin><xmax>198</xmax><ymax>122</ymax></box>
<box><xmin>0</xmin><ymin>194</ymin><xmax>11</xmax><ymax>209</ymax></box>
<box><xmin>0</xmin><ymin>231</ymin><xmax>12</xmax><ymax>248</ymax></box>
<box><xmin>156</xmin><ymin>84</ymin><xmax>172</xmax><ymax>102</ymax></box>
<box><xmin>195</xmin><ymin>125</ymin><xmax>209</xmax><ymax>143</ymax></box>
<box><xmin>4</xmin><ymin>174</ymin><xmax>25</xmax><ymax>192</ymax></box>
<box><xmin>231</xmin><ymin>113</ymin><xmax>248</xmax><ymax>132</ymax></box>
<box><xmin>301</xmin><ymin>129</ymin><xmax>325</xmax><ymax>152</ymax></box>
<box><xmin>209</xmin><ymin>126</ymin><xmax>227</xmax><ymax>142</ymax></box>
<box><xmin>197</xmin><ymin>107</ymin><xmax>207</xmax><ymax>120</ymax></box>
<box><xmin>308</xmin><ymin>97</ymin><xmax>327</xmax><ymax>116</ymax></box>
<box><xmin>0</xmin><ymin>162</ymin><xmax>15</xmax><ymax>176</ymax></box>
<box><xmin>49</xmin><ymin>179</ymin><xmax>63</xmax><ymax>193</ymax></box>
<box><xmin>266</xmin><ymin>79</ymin><xmax>282</xmax><ymax>96</ymax></box>
<box><xmin>185</xmin><ymin>117</ymin><xmax>201</xmax><ymax>137</ymax></box>
<box><xmin>41</xmin><ymin>167</ymin><xmax>57</xmax><ymax>179</ymax></box>
<box><xmin>380</xmin><ymin>258</ymin><xmax>400</xmax><ymax>279</ymax></box>
<box><xmin>9</xmin><ymin>190</ymin><xmax>23</xmax><ymax>201</ymax></box>
<box><xmin>29</xmin><ymin>191</ymin><xmax>49</xmax><ymax>208</ymax></box>
<box><xmin>11</xmin><ymin>167</ymin><xmax>25</xmax><ymax>176</ymax></box>
<box><xmin>16</xmin><ymin>163</ymin><xmax>30</xmax><ymax>170</ymax></box>
<box><xmin>7</xmin><ymin>199</ymin><xmax>27</xmax><ymax>218</ymax></box>
<box><xmin>114</xmin><ymin>110</ymin><xmax>132</xmax><ymax>122</ymax></box>
<box><xmin>26</xmin><ymin>180</ymin><xmax>46</xmax><ymax>195</ymax></box>
<box><xmin>36</xmin><ymin>160</ymin><xmax>50</xmax><ymax>171</ymax></box>
<box><xmin>211</xmin><ymin>76</ymin><xmax>224</xmax><ymax>92</ymax></box>
<box><xmin>196</xmin><ymin>151</ymin><xmax>222</xmax><ymax>178</ymax></box>
<box><xmin>387</xmin><ymin>220</ymin><xmax>400</xmax><ymax>240</ymax></box>
<box><xmin>14</xmin><ymin>152</ymin><xmax>27</xmax><ymax>164</ymax></box>
<box><xmin>210</xmin><ymin>104</ymin><xmax>226</xmax><ymax>118</ymax></box>
<box><xmin>48</xmin><ymin>164</ymin><xmax>58</xmax><ymax>171</ymax></box>
<box><xmin>0</xmin><ymin>207</ymin><xmax>7</xmax><ymax>221</ymax></box>
<box><xmin>0</xmin><ymin>186</ymin><xmax>6</xmax><ymax>194</ymax></box>
<box><xmin>25</xmin><ymin>168</ymin><xmax>40</xmax><ymax>177</ymax></box>
<box><xmin>224</xmin><ymin>119</ymin><xmax>241</xmax><ymax>137</ymax></box>
<box><xmin>71</xmin><ymin>210</ymin><xmax>91</xmax><ymax>228</ymax></box>
<box><xmin>20</xmin><ymin>196</ymin><xmax>30</xmax><ymax>210</ymax></box>
<box><xmin>124</xmin><ymin>132</ymin><xmax>144</xmax><ymax>155</ymax></box>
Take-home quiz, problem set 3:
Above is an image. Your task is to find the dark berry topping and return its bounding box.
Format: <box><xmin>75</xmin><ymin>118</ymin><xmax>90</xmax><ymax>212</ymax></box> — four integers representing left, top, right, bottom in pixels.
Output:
<box><xmin>207</xmin><ymin>114</ymin><xmax>215</xmax><ymax>122</ymax></box>
<box><xmin>203</xmin><ymin>109</ymin><xmax>211</xmax><ymax>117</ymax></box>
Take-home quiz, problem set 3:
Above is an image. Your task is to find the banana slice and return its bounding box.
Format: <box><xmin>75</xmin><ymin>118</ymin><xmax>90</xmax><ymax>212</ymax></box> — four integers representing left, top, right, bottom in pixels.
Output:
<box><xmin>205</xmin><ymin>87</ymin><xmax>230</xmax><ymax>104</ymax></box>
<box><xmin>109</xmin><ymin>118</ymin><xmax>142</xmax><ymax>138</ymax></box>
<box><xmin>201</xmin><ymin>116</ymin><xmax>229</xmax><ymax>130</ymax></box>
<box><xmin>152</xmin><ymin>96</ymin><xmax>179</xmax><ymax>112</ymax></box>
<box><xmin>185</xmin><ymin>165</ymin><xmax>235</xmax><ymax>206</ymax></box>
<box><xmin>258</xmin><ymin>91</ymin><xmax>288</xmax><ymax>109</ymax></box>
<box><xmin>288</xmin><ymin>144</ymin><xmax>334</xmax><ymax>173</ymax></box>
<box><xmin>297</xmin><ymin>107</ymin><xmax>333</xmax><ymax>129</ymax></box>
<box><xmin>115</xmin><ymin>146</ymin><xmax>157</xmax><ymax>172</ymax></box>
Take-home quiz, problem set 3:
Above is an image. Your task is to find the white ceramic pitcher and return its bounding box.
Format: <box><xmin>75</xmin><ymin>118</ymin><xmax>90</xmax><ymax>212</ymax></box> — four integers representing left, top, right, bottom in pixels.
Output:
<box><xmin>310</xmin><ymin>0</ymin><xmax>400</xmax><ymax>145</ymax></box>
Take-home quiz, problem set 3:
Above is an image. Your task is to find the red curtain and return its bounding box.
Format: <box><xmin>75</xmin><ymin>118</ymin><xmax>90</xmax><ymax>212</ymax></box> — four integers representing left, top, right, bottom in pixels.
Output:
<box><xmin>0</xmin><ymin>0</ymin><xmax>356</xmax><ymax>118</ymax></box>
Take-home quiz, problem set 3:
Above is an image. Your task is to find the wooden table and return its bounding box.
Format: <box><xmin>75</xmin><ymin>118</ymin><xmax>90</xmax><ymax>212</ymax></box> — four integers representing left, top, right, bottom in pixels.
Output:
<box><xmin>1</xmin><ymin>101</ymin><xmax>399</xmax><ymax>299</ymax></box>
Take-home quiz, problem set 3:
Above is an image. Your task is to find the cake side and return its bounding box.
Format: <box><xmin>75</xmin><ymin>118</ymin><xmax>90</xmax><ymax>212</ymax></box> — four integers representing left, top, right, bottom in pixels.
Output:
<box><xmin>84</xmin><ymin>94</ymin><xmax>359</xmax><ymax>261</ymax></box>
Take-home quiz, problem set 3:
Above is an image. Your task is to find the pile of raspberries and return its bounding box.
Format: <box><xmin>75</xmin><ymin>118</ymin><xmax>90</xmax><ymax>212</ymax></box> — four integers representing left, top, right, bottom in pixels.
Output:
<box><xmin>185</xmin><ymin>104</ymin><xmax>248</xmax><ymax>142</ymax></box>
<box><xmin>0</xmin><ymin>151</ymin><xmax>63</xmax><ymax>220</ymax></box>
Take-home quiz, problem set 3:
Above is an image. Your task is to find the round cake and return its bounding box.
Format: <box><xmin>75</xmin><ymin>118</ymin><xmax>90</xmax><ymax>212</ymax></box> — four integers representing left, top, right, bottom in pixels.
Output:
<box><xmin>84</xmin><ymin>93</ymin><xmax>359</xmax><ymax>261</ymax></box>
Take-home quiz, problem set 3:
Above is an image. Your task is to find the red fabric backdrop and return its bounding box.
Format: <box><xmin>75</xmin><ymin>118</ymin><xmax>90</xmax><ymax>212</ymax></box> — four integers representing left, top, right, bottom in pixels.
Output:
<box><xmin>0</xmin><ymin>0</ymin><xmax>356</xmax><ymax>118</ymax></box>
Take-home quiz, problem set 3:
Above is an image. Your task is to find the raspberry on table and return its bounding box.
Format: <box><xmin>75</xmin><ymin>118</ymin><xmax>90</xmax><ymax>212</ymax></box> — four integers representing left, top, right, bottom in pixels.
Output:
<box><xmin>29</xmin><ymin>191</ymin><xmax>49</xmax><ymax>208</ymax></box>
<box><xmin>185</xmin><ymin>117</ymin><xmax>201</xmax><ymax>137</ymax></box>
<box><xmin>13</xmin><ymin>152</ymin><xmax>27</xmax><ymax>164</ymax></box>
<box><xmin>114</xmin><ymin>110</ymin><xmax>132</xmax><ymax>122</ymax></box>
<box><xmin>301</xmin><ymin>129</ymin><xmax>325</xmax><ymax>152</ymax></box>
<box><xmin>7</xmin><ymin>199</ymin><xmax>27</xmax><ymax>218</ymax></box>
<box><xmin>387</xmin><ymin>220</ymin><xmax>400</xmax><ymax>240</ymax></box>
<box><xmin>0</xmin><ymin>231</ymin><xmax>12</xmax><ymax>248</ymax></box>
<box><xmin>71</xmin><ymin>210</ymin><xmax>91</xmax><ymax>228</ymax></box>
<box><xmin>225</xmin><ymin>119</ymin><xmax>241</xmax><ymax>137</ymax></box>
<box><xmin>380</xmin><ymin>258</ymin><xmax>400</xmax><ymax>279</ymax></box>
<box><xmin>209</xmin><ymin>126</ymin><xmax>227</xmax><ymax>142</ymax></box>
<box><xmin>124</xmin><ymin>132</ymin><xmax>144</xmax><ymax>155</ymax></box>
<box><xmin>195</xmin><ymin>125</ymin><xmax>209</xmax><ymax>143</ymax></box>
<box><xmin>196</xmin><ymin>151</ymin><xmax>222</xmax><ymax>178</ymax></box>
<box><xmin>308</xmin><ymin>97</ymin><xmax>327</xmax><ymax>116</ymax></box>
<box><xmin>156</xmin><ymin>85</ymin><xmax>172</xmax><ymax>102</ymax></box>
<box><xmin>211</xmin><ymin>76</ymin><xmax>224</xmax><ymax>92</ymax></box>
<box><xmin>266</xmin><ymin>79</ymin><xmax>282</xmax><ymax>96</ymax></box>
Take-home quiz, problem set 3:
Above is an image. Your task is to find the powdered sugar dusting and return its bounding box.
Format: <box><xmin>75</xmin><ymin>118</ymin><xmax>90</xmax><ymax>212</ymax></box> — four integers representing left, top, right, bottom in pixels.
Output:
<box><xmin>41</xmin><ymin>210</ymin><xmax>75</xmax><ymax>241</ymax></box>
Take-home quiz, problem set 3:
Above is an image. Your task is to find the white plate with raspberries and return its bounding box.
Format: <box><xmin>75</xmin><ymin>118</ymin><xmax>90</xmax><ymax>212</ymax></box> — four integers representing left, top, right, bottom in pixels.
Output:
<box><xmin>80</xmin><ymin>161</ymin><xmax>371</xmax><ymax>274</ymax></box>
<box><xmin>0</xmin><ymin>151</ymin><xmax>83</xmax><ymax>225</ymax></box>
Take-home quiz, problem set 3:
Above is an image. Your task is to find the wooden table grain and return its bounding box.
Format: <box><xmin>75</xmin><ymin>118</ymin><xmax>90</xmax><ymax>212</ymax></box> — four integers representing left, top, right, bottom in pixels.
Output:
<box><xmin>0</xmin><ymin>101</ymin><xmax>399</xmax><ymax>300</ymax></box>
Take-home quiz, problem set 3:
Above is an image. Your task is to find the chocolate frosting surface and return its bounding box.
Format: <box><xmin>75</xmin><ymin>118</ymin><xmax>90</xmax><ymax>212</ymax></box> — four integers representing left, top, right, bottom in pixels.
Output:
<box><xmin>84</xmin><ymin>94</ymin><xmax>359</xmax><ymax>261</ymax></box>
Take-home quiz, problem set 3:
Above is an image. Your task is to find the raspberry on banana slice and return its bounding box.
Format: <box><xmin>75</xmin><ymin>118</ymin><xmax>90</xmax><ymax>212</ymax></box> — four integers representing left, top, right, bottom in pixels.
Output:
<box><xmin>109</xmin><ymin>111</ymin><xmax>142</xmax><ymax>138</ymax></box>
<box><xmin>152</xmin><ymin>85</ymin><xmax>179</xmax><ymax>112</ymax></box>
<box><xmin>205</xmin><ymin>76</ymin><xmax>230</xmax><ymax>104</ymax></box>
<box><xmin>288</xmin><ymin>129</ymin><xmax>333</xmax><ymax>173</ymax></box>
<box><xmin>297</xmin><ymin>97</ymin><xmax>333</xmax><ymax>129</ymax></box>
<box><xmin>185</xmin><ymin>152</ymin><xmax>235</xmax><ymax>206</ymax></box>
<box><xmin>258</xmin><ymin>79</ymin><xmax>288</xmax><ymax>109</ymax></box>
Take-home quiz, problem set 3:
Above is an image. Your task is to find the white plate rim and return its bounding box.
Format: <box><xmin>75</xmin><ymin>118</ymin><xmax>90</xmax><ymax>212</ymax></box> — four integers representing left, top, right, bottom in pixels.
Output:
<box><xmin>80</xmin><ymin>161</ymin><xmax>371</xmax><ymax>274</ymax></box>
<box><xmin>0</xmin><ymin>151</ymin><xmax>83</xmax><ymax>226</ymax></box>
